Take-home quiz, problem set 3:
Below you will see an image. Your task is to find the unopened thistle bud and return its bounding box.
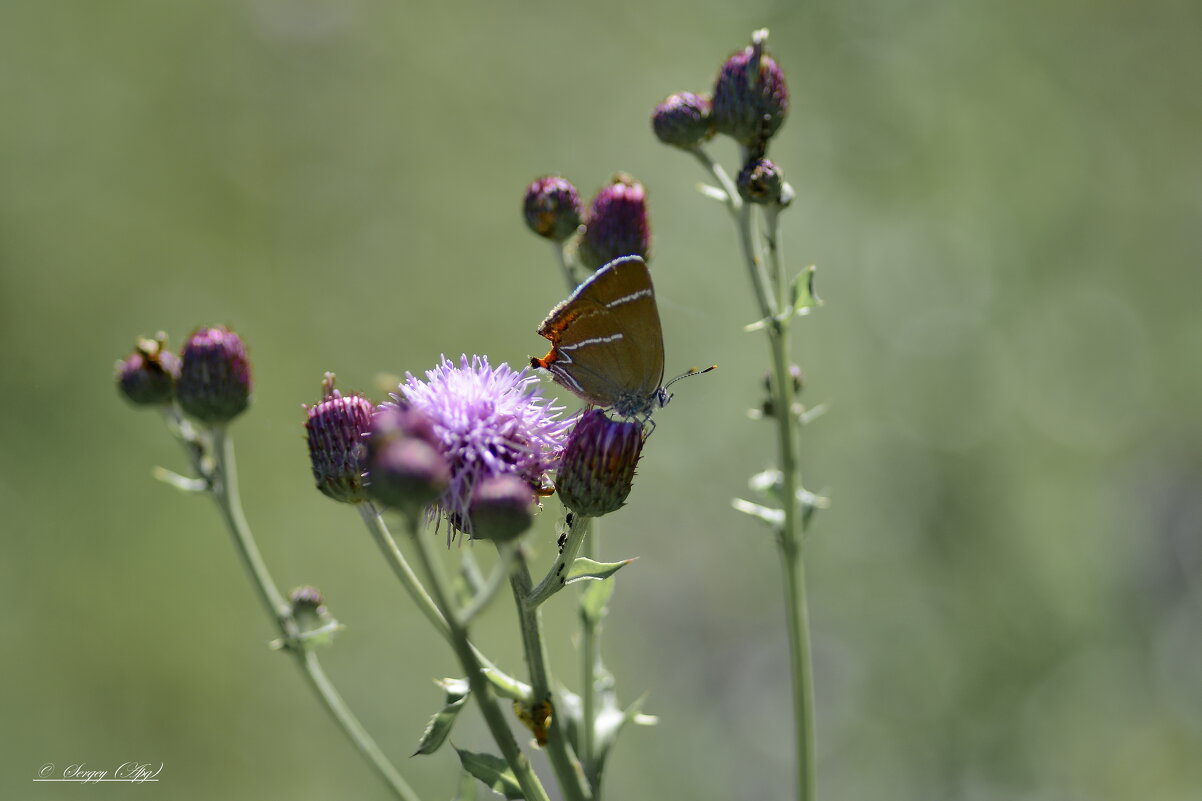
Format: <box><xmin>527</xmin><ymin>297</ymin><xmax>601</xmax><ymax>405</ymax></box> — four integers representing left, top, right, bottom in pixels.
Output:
<box><xmin>177</xmin><ymin>327</ymin><xmax>251</xmax><ymax>424</ymax></box>
<box><xmin>116</xmin><ymin>333</ymin><xmax>180</xmax><ymax>406</ymax></box>
<box><xmin>712</xmin><ymin>30</ymin><xmax>789</xmax><ymax>148</ymax></box>
<box><xmin>304</xmin><ymin>374</ymin><xmax>374</xmax><ymax>504</ymax></box>
<box><xmin>523</xmin><ymin>176</ymin><xmax>583</xmax><ymax>243</ymax></box>
<box><xmin>288</xmin><ymin>586</ymin><xmax>339</xmax><ymax>649</ymax></box>
<box><xmin>578</xmin><ymin>175</ymin><xmax>651</xmax><ymax>272</ymax></box>
<box><xmin>555</xmin><ymin>410</ymin><xmax>645</xmax><ymax>517</ymax></box>
<box><xmin>737</xmin><ymin>157</ymin><xmax>786</xmax><ymax>205</ymax></box>
<box><xmin>365</xmin><ymin>407</ymin><xmax>450</xmax><ymax>514</ymax></box>
<box><xmin>651</xmin><ymin>92</ymin><xmax>714</xmax><ymax>149</ymax></box>
<box><xmin>469</xmin><ymin>475</ymin><xmax>536</xmax><ymax>543</ymax></box>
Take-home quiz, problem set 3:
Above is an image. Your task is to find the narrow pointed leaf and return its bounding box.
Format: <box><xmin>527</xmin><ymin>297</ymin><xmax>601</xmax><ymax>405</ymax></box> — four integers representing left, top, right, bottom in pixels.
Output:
<box><xmin>790</xmin><ymin>265</ymin><xmax>821</xmax><ymax>316</ymax></box>
<box><xmin>454</xmin><ymin>747</ymin><xmax>525</xmax><ymax>799</ymax></box>
<box><xmin>414</xmin><ymin>678</ymin><xmax>471</xmax><ymax>756</ymax></box>
<box><xmin>564</xmin><ymin>557</ymin><xmax>634</xmax><ymax>584</ymax></box>
<box><xmin>696</xmin><ymin>182</ymin><xmax>729</xmax><ymax>203</ymax></box>
<box><xmin>732</xmin><ymin>498</ymin><xmax>785</xmax><ymax>528</ymax></box>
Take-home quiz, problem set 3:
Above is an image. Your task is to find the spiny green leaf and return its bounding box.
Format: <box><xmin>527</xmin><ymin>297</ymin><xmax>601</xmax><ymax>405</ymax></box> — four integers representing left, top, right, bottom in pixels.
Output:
<box><xmin>565</xmin><ymin>557</ymin><xmax>635</xmax><ymax>584</ymax></box>
<box><xmin>413</xmin><ymin>678</ymin><xmax>470</xmax><ymax>756</ymax></box>
<box><xmin>454</xmin><ymin>747</ymin><xmax>525</xmax><ymax>799</ymax></box>
<box><xmin>789</xmin><ymin>265</ymin><xmax>820</xmax><ymax>317</ymax></box>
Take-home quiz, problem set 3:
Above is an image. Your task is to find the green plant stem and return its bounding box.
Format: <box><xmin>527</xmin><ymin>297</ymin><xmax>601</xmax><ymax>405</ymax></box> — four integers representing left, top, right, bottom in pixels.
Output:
<box><xmin>357</xmin><ymin>503</ymin><xmax>531</xmax><ymax>701</ymax></box>
<box><xmin>406</xmin><ymin>519</ymin><xmax>552</xmax><ymax>801</ymax></box>
<box><xmin>207</xmin><ymin>429</ymin><xmax>421</xmax><ymax>801</ymax></box>
<box><xmin>507</xmin><ymin>550</ymin><xmax>592</xmax><ymax>801</ymax></box>
<box><xmin>527</xmin><ymin>513</ymin><xmax>591</xmax><ymax>607</ymax></box>
<box><xmin>578</xmin><ymin>517</ymin><xmax>599</xmax><ymax>787</ymax></box>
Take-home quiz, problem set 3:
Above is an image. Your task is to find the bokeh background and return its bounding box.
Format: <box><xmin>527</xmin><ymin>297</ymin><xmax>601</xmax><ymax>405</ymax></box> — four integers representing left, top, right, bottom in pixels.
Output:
<box><xmin>3</xmin><ymin>1</ymin><xmax>1200</xmax><ymax>799</ymax></box>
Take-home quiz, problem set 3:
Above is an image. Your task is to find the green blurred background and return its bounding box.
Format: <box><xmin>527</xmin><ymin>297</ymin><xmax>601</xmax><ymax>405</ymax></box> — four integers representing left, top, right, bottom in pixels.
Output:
<box><xmin>3</xmin><ymin>1</ymin><xmax>1200</xmax><ymax>799</ymax></box>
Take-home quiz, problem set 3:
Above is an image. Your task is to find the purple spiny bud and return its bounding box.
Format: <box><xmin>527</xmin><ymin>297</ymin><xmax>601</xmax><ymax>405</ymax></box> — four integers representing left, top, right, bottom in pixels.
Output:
<box><xmin>177</xmin><ymin>327</ymin><xmax>252</xmax><ymax>424</ymax></box>
<box><xmin>737</xmin><ymin>157</ymin><xmax>786</xmax><ymax>205</ymax></box>
<box><xmin>116</xmin><ymin>333</ymin><xmax>180</xmax><ymax>406</ymax></box>
<box><xmin>468</xmin><ymin>475</ymin><xmax>536</xmax><ymax>543</ymax></box>
<box><xmin>365</xmin><ymin>406</ymin><xmax>451</xmax><ymax>514</ymax></box>
<box><xmin>555</xmin><ymin>410</ymin><xmax>645</xmax><ymax>518</ymax></box>
<box><xmin>304</xmin><ymin>373</ymin><xmax>374</xmax><ymax>504</ymax></box>
<box><xmin>651</xmin><ymin>92</ymin><xmax>714</xmax><ymax>149</ymax></box>
<box><xmin>523</xmin><ymin>176</ymin><xmax>583</xmax><ymax>243</ymax></box>
<box><xmin>712</xmin><ymin>30</ymin><xmax>789</xmax><ymax>149</ymax></box>
<box><xmin>578</xmin><ymin>175</ymin><xmax>652</xmax><ymax>272</ymax></box>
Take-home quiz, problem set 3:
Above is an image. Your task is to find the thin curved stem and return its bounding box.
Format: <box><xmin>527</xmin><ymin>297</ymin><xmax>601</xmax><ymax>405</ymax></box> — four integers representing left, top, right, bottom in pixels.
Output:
<box><xmin>508</xmin><ymin>550</ymin><xmax>592</xmax><ymax>801</ymax></box>
<box><xmin>357</xmin><ymin>503</ymin><xmax>529</xmax><ymax>698</ymax></box>
<box><xmin>527</xmin><ymin>513</ymin><xmax>591</xmax><ymax>608</ymax></box>
<box><xmin>207</xmin><ymin>429</ymin><xmax>421</xmax><ymax>801</ymax></box>
<box><xmin>578</xmin><ymin>518</ymin><xmax>599</xmax><ymax>787</ymax></box>
<box><xmin>406</xmin><ymin>519</ymin><xmax>552</xmax><ymax>801</ymax></box>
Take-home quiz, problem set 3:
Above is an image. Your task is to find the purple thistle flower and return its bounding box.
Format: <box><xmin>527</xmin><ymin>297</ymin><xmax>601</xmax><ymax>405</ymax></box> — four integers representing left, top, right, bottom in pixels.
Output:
<box><xmin>388</xmin><ymin>355</ymin><xmax>572</xmax><ymax>540</ymax></box>
<box><xmin>578</xmin><ymin>174</ymin><xmax>652</xmax><ymax>273</ymax></box>
<box><xmin>523</xmin><ymin>176</ymin><xmax>583</xmax><ymax>242</ymax></box>
<box><xmin>712</xmin><ymin>30</ymin><xmax>789</xmax><ymax>149</ymax></box>
<box><xmin>304</xmin><ymin>373</ymin><xmax>374</xmax><ymax>504</ymax></box>
<box><xmin>651</xmin><ymin>92</ymin><xmax>714</xmax><ymax>150</ymax></box>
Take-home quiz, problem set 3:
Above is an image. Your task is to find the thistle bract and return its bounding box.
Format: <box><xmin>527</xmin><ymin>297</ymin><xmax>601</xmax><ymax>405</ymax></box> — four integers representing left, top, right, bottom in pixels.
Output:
<box><xmin>523</xmin><ymin>176</ymin><xmax>583</xmax><ymax>243</ymax></box>
<box><xmin>177</xmin><ymin>327</ymin><xmax>251</xmax><ymax>424</ymax></box>
<box><xmin>738</xmin><ymin>157</ymin><xmax>786</xmax><ymax>205</ymax></box>
<box><xmin>555</xmin><ymin>409</ymin><xmax>645</xmax><ymax>517</ymax></box>
<box><xmin>389</xmin><ymin>355</ymin><xmax>570</xmax><ymax>540</ymax></box>
<box><xmin>304</xmin><ymin>374</ymin><xmax>374</xmax><ymax>504</ymax></box>
<box><xmin>578</xmin><ymin>175</ymin><xmax>651</xmax><ymax>272</ymax></box>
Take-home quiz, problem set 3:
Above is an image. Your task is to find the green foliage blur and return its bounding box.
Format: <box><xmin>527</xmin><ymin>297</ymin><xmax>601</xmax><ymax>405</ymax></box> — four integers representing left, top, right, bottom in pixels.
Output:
<box><xmin>3</xmin><ymin>1</ymin><xmax>1199</xmax><ymax>799</ymax></box>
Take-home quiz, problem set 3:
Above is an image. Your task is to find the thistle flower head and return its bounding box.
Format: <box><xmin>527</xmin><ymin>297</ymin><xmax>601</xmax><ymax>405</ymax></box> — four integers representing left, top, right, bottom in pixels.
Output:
<box><xmin>388</xmin><ymin>355</ymin><xmax>571</xmax><ymax>540</ymax></box>
<box><xmin>712</xmin><ymin>29</ymin><xmax>789</xmax><ymax>149</ymax></box>
<box><xmin>304</xmin><ymin>373</ymin><xmax>374</xmax><ymax>504</ymax></box>
<box><xmin>578</xmin><ymin>174</ymin><xmax>651</xmax><ymax>272</ymax></box>
<box><xmin>555</xmin><ymin>409</ymin><xmax>646</xmax><ymax>518</ymax></box>
<box><xmin>652</xmin><ymin>92</ymin><xmax>714</xmax><ymax>149</ymax></box>
<box><xmin>364</xmin><ymin>405</ymin><xmax>449</xmax><ymax>514</ymax></box>
<box><xmin>177</xmin><ymin>326</ymin><xmax>252</xmax><ymax>424</ymax></box>
<box><xmin>523</xmin><ymin>176</ymin><xmax>583</xmax><ymax>242</ymax></box>
<box><xmin>116</xmin><ymin>333</ymin><xmax>180</xmax><ymax>407</ymax></box>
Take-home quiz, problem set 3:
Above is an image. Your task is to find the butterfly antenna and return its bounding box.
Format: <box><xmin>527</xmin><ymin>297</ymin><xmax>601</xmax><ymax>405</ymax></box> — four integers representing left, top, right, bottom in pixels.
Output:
<box><xmin>665</xmin><ymin>364</ymin><xmax>717</xmax><ymax>390</ymax></box>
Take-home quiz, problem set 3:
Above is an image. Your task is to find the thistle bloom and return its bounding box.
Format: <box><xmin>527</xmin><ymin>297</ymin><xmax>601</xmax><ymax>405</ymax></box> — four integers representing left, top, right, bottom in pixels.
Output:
<box><xmin>712</xmin><ymin>31</ymin><xmax>789</xmax><ymax>149</ymax></box>
<box><xmin>651</xmin><ymin>92</ymin><xmax>714</xmax><ymax>149</ymax></box>
<box><xmin>523</xmin><ymin>176</ymin><xmax>583</xmax><ymax>243</ymax></box>
<box><xmin>116</xmin><ymin>334</ymin><xmax>180</xmax><ymax>406</ymax></box>
<box><xmin>304</xmin><ymin>374</ymin><xmax>374</xmax><ymax>504</ymax></box>
<box><xmin>388</xmin><ymin>355</ymin><xmax>571</xmax><ymax>540</ymax></box>
<box><xmin>177</xmin><ymin>326</ymin><xmax>252</xmax><ymax>424</ymax></box>
<box><xmin>555</xmin><ymin>409</ymin><xmax>645</xmax><ymax>517</ymax></box>
<box><xmin>578</xmin><ymin>175</ymin><xmax>651</xmax><ymax>272</ymax></box>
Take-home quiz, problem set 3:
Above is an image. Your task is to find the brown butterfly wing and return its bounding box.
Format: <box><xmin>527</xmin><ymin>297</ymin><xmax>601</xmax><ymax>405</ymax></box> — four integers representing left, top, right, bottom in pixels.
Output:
<box><xmin>533</xmin><ymin>256</ymin><xmax>665</xmax><ymax>407</ymax></box>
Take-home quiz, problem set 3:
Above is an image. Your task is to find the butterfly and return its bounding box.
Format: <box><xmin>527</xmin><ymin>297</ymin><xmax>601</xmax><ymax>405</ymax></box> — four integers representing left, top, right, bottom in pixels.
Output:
<box><xmin>531</xmin><ymin>255</ymin><xmax>711</xmax><ymax>420</ymax></box>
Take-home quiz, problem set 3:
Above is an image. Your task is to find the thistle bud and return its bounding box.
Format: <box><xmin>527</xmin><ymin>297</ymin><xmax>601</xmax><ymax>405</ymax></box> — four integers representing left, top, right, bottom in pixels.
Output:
<box><xmin>737</xmin><ymin>157</ymin><xmax>786</xmax><ymax>206</ymax></box>
<box><xmin>177</xmin><ymin>327</ymin><xmax>251</xmax><ymax>424</ymax></box>
<box><xmin>523</xmin><ymin>176</ymin><xmax>583</xmax><ymax>243</ymax></box>
<box><xmin>651</xmin><ymin>92</ymin><xmax>714</xmax><ymax>149</ymax></box>
<box><xmin>288</xmin><ymin>586</ymin><xmax>339</xmax><ymax>649</ymax></box>
<box><xmin>555</xmin><ymin>410</ymin><xmax>645</xmax><ymax>517</ymax></box>
<box><xmin>469</xmin><ymin>475</ymin><xmax>536</xmax><ymax>543</ymax></box>
<box><xmin>365</xmin><ymin>406</ymin><xmax>449</xmax><ymax>513</ymax></box>
<box><xmin>578</xmin><ymin>175</ymin><xmax>651</xmax><ymax>272</ymax></box>
<box><xmin>116</xmin><ymin>333</ymin><xmax>180</xmax><ymax>406</ymax></box>
<box><xmin>304</xmin><ymin>374</ymin><xmax>374</xmax><ymax>504</ymax></box>
<box><xmin>712</xmin><ymin>30</ymin><xmax>789</xmax><ymax>148</ymax></box>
